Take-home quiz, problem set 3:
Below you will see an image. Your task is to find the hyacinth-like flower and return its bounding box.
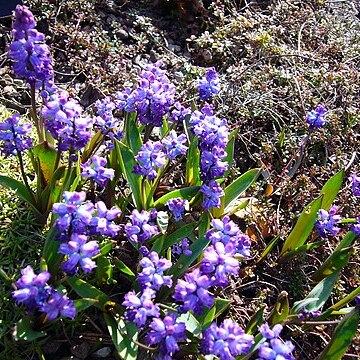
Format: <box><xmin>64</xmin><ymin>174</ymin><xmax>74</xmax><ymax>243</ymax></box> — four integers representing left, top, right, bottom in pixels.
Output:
<box><xmin>81</xmin><ymin>155</ymin><xmax>115</xmax><ymax>187</ymax></box>
<box><xmin>200</xmin><ymin>242</ymin><xmax>239</xmax><ymax>287</ymax></box>
<box><xmin>198</xmin><ymin>67</ymin><xmax>220</xmax><ymax>101</ymax></box>
<box><xmin>200</xmin><ymin>147</ymin><xmax>228</xmax><ymax>180</ymax></box>
<box><xmin>166</xmin><ymin>198</ymin><xmax>188</xmax><ymax>222</ymax></box>
<box><xmin>200</xmin><ymin>180</ymin><xmax>224</xmax><ymax>211</ymax></box>
<box><xmin>201</xmin><ymin>319</ymin><xmax>254</xmax><ymax>360</ymax></box>
<box><xmin>298</xmin><ymin>307</ymin><xmax>321</xmax><ymax>320</ymax></box>
<box><xmin>190</xmin><ymin>105</ymin><xmax>229</xmax><ymax>151</ymax></box>
<box><xmin>94</xmin><ymin>97</ymin><xmax>119</xmax><ymax>133</ymax></box>
<box><xmin>349</xmin><ymin>173</ymin><xmax>360</xmax><ymax>197</ymax></box>
<box><xmin>0</xmin><ymin>113</ymin><xmax>32</xmax><ymax>157</ymax></box>
<box><xmin>116</xmin><ymin>61</ymin><xmax>175</xmax><ymax>126</ymax></box>
<box><xmin>138</xmin><ymin>251</ymin><xmax>173</xmax><ymax>290</ymax></box>
<box><xmin>306</xmin><ymin>105</ymin><xmax>327</xmax><ymax>130</ymax></box>
<box><xmin>12</xmin><ymin>266</ymin><xmax>75</xmax><ymax>320</ymax></box>
<box><xmin>133</xmin><ymin>141</ymin><xmax>167</xmax><ymax>180</ymax></box>
<box><xmin>89</xmin><ymin>201</ymin><xmax>121</xmax><ymax>237</ymax></box>
<box><xmin>40</xmin><ymin>290</ymin><xmax>76</xmax><ymax>320</ymax></box>
<box><xmin>58</xmin><ymin>233</ymin><xmax>99</xmax><ymax>275</ymax></box>
<box><xmin>42</xmin><ymin>90</ymin><xmax>93</xmax><ymax>152</ymax></box>
<box><xmin>122</xmin><ymin>288</ymin><xmax>160</xmax><ymax>328</ymax></box>
<box><xmin>173</xmin><ymin>268</ymin><xmax>214</xmax><ymax>314</ymax></box>
<box><xmin>9</xmin><ymin>5</ymin><xmax>55</xmax><ymax>91</ymax></box>
<box><xmin>206</xmin><ymin>216</ymin><xmax>251</xmax><ymax>258</ymax></box>
<box><xmin>52</xmin><ymin>191</ymin><xmax>94</xmax><ymax>236</ymax></box>
<box><xmin>170</xmin><ymin>102</ymin><xmax>191</xmax><ymax>122</ymax></box>
<box><xmin>162</xmin><ymin>130</ymin><xmax>188</xmax><ymax>161</ymax></box>
<box><xmin>125</xmin><ymin>209</ymin><xmax>159</xmax><ymax>244</ymax></box>
<box><xmin>258</xmin><ymin>323</ymin><xmax>295</xmax><ymax>360</ymax></box>
<box><xmin>147</xmin><ymin>313</ymin><xmax>186</xmax><ymax>359</ymax></box>
<box><xmin>350</xmin><ymin>217</ymin><xmax>360</xmax><ymax>236</ymax></box>
<box><xmin>315</xmin><ymin>206</ymin><xmax>342</xmax><ymax>237</ymax></box>
<box><xmin>172</xmin><ymin>238</ymin><xmax>192</xmax><ymax>256</ymax></box>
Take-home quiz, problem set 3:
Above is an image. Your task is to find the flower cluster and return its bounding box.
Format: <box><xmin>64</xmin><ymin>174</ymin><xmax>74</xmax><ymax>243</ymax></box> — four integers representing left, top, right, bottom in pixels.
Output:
<box><xmin>8</xmin><ymin>5</ymin><xmax>55</xmax><ymax>91</ymax></box>
<box><xmin>315</xmin><ymin>206</ymin><xmax>342</xmax><ymax>237</ymax></box>
<box><xmin>52</xmin><ymin>191</ymin><xmax>121</xmax><ymax>274</ymax></box>
<box><xmin>258</xmin><ymin>323</ymin><xmax>295</xmax><ymax>360</ymax></box>
<box><xmin>42</xmin><ymin>91</ymin><xmax>93</xmax><ymax>152</ymax></box>
<box><xmin>198</xmin><ymin>67</ymin><xmax>220</xmax><ymax>101</ymax></box>
<box><xmin>81</xmin><ymin>155</ymin><xmax>115</xmax><ymax>187</ymax></box>
<box><xmin>172</xmin><ymin>238</ymin><xmax>192</xmax><ymax>256</ymax></box>
<box><xmin>201</xmin><ymin>319</ymin><xmax>254</xmax><ymax>360</ymax></box>
<box><xmin>170</xmin><ymin>102</ymin><xmax>191</xmax><ymax>122</ymax></box>
<box><xmin>125</xmin><ymin>209</ymin><xmax>159</xmax><ymax>244</ymax></box>
<box><xmin>349</xmin><ymin>173</ymin><xmax>360</xmax><ymax>197</ymax></box>
<box><xmin>0</xmin><ymin>113</ymin><xmax>32</xmax><ymax>157</ymax></box>
<box><xmin>116</xmin><ymin>61</ymin><xmax>175</xmax><ymax>126</ymax></box>
<box><xmin>190</xmin><ymin>104</ymin><xmax>228</xmax><ymax>209</ymax></box>
<box><xmin>166</xmin><ymin>198</ymin><xmax>188</xmax><ymax>222</ymax></box>
<box><xmin>306</xmin><ymin>105</ymin><xmax>327</xmax><ymax>130</ymax></box>
<box><xmin>12</xmin><ymin>266</ymin><xmax>75</xmax><ymax>320</ymax></box>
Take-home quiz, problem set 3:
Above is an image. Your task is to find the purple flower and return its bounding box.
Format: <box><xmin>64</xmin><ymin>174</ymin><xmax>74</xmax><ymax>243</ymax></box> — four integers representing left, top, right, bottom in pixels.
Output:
<box><xmin>58</xmin><ymin>233</ymin><xmax>99</xmax><ymax>275</ymax></box>
<box><xmin>138</xmin><ymin>252</ymin><xmax>173</xmax><ymax>290</ymax></box>
<box><xmin>81</xmin><ymin>155</ymin><xmax>115</xmax><ymax>187</ymax></box>
<box><xmin>166</xmin><ymin>198</ymin><xmax>188</xmax><ymax>222</ymax></box>
<box><xmin>350</xmin><ymin>217</ymin><xmax>360</xmax><ymax>236</ymax></box>
<box><xmin>89</xmin><ymin>201</ymin><xmax>121</xmax><ymax>237</ymax></box>
<box><xmin>259</xmin><ymin>323</ymin><xmax>283</xmax><ymax>340</ymax></box>
<box><xmin>200</xmin><ymin>180</ymin><xmax>224</xmax><ymax>211</ymax></box>
<box><xmin>147</xmin><ymin>313</ymin><xmax>186</xmax><ymax>359</ymax></box>
<box><xmin>0</xmin><ymin>113</ymin><xmax>32</xmax><ymax>157</ymax></box>
<box><xmin>9</xmin><ymin>5</ymin><xmax>55</xmax><ymax>90</ymax></box>
<box><xmin>355</xmin><ymin>295</ymin><xmax>360</xmax><ymax>307</ymax></box>
<box><xmin>200</xmin><ymin>147</ymin><xmax>228</xmax><ymax>180</ymax></box>
<box><xmin>315</xmin><ymin>206</ymin><xmax>342</xmax><ymax>237</ymax></box>
<box><xmin>94</xmin><ymin>97</ymin><xmax>119</xmax><ymax>133</ymax></box>
<box><xmin>306</xmin><ymin>105</ymin><xmax>327</xmax><ymax>130</ymax></box>
<box><xmin>122</xmin><ymin>288</ymin><xmax>160</xmax><ymax>328</ymax></box>
<box><xmin>40</xmin><ymin>289</ymin><xmax>76</xmax><ymax>320</ymax></box>
<box><xmin>173</xmin><ymin>268</ymin><xmax>214</xmax><ymax>314</ymax></box>
<box><xmin>12</xmin><ymin>266</ymin><xmax>51</xmax><ymax>312</ymax></box>
<box><xmin>162</xmin><ymin>130</ymin><xmax>188</xmax><ymax>161</ymax></box>
<box><xmin>298</xmin><ymin>307</ymin><xmax>321</xmax><ymax>320</ymax></box>
<box><xmin>170</xmin><ymin>102</ymin><xmax>191</xmax><ymax>122</ymax></box>
<box><xmin>200</xmin><ymin>242</ymin><xmax>239</xmax><ymax>287</ymax></box>
<box><xmin>349</xmin><ymin>174</ymin><xmax>360</xmax><ymax>197</ymax></box>
<box><xmin>125</xmin><ymin>209</ymin><xmax>159</xmax><ymax>244</ymax></box>
<box><xmin>42</xmin><ymin>91</ymin><xmax>93</xmax><ymax>152</ymax></box>
<box><xmin>201</xmin><ymin>319</ymin><xmax>254</xmax><ymax>360</ymax></box>
<box><xmin>172</xmin><ymin>238</ymin><xmax>192</xmax><ymax>256</ymax></box>
<box><xmin>133</xmin><ymin>141</ymin><xmax>167</xmax><ymax>180</ymax></box>
<box><xmin>198</xmin><ymin>67</ymin><xmax>220</xmax><ymax>100</ymax></box>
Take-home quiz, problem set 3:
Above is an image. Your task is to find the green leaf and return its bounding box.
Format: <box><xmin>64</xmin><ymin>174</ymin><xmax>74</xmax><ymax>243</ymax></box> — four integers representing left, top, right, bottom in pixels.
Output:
<box><xmin>125</xmin><ymin>112</ymin><xmax>142</xmax><ymax>155</ymax></box>
<box><xmin>104</xmin><ymin>313</ymin><xmax>138</xmax><ymax>360</ymax></box>
<box><xmin>198</xmin><ymin>212</ymin><xmax>210</xmax><ymax>239</ymax></box>
<box><xmin>279</xmin><ymin>241</ymin><xmax>324</xmax><ymax>263</ymax></box>
<box><xmin>312</xmin><ymin>247</ymin><xmax>354</xmax><ymax>282</ymax></box>
<box><xmin>257</xmin><ymin>235</ymin><xmax>281</xmax><ymax>263</ymax></box>
<box><xmin>32</xmin><ymin>142</ymin><xmax>58</xmax><ymax>185</ymax></box>
<box><xmin>268</xmin><ymin>291</ymin><xmax>289</xmax><ymax>325</ymax></box>
<box><xmin>153</xmin><ymin>186</ymin><xmax>200</xmax><ymax>207</ymax></box>
<box><xmin>320</xmin><ymin>170</ymin><xmax>344</xmax><ymax>211</ymax></box>
<box><xmin>292</xmin><ymin>270</ymin><xmax>340</xmax><ymax>313</ymax></box>
<box><xmin>81</xmin><ymin>130</ymin><xmax>103</xmax><ymax>162</ymax></box>
<box><xmin>246</xmin><ymin>306</ymin><xmax>265</xmax><ymax>334</ymax></box>
<box><xmin>169</xmin><ymin>237</ymin><xmax>210</xmax><ymax>279</ymax></box>
<box><xmin>157</xmin><ymin>211</ymin><xmax>169</xmax><ymax>234</ymax></box>
<box><xmin>196</xmin><ymin>297</ymin><xmax>230</xmax><ymax>330</ymax></box>
<box><xmin>327</xmin><ymin>286</ymin><xmax>360</xmax><ymax>312</ymax></box>
<box><xmin>151</xmin><ymin>235</ymin><xmax>164</xmax><ymax>253</ymax></box>
<box><xmin>43</xmin><ymin>227</ymin><xmax>62</xmax><ymax>275</ymax></box>
<box><xmin>13</xmin><ymin>318</ymin><xmax>46</xmax><ymax>342</ymax></box>
<box><xmin>178</xmin><ymin>312</ymin><xmax>201</xmax><ymax>337</ymax></box>
<box><xmin>223</xmin><ymin>129</ymin><xmax>238</xmax><ymax>176</ymax></box>
<box><xmin>74</xmin><ymin>298</ymin><xmax>99</xmax><ymax>312</ymax></box>
<box><xmin>67</xmin><ymin>277</ymin><xmax>110</xmax><ymax>310</ymax></box>
<box><xmin>114</xmin><ymin>259</ymin><xmax>136</xmax><ymax>279</ymax></box>
<box><xmin>279</xmin><ymin>196</ymin><xmax>323</xmax><ymax>256</ymax></box>
<box><xmin>96</xmin><ymin>256</ymin><xmax>114</xmax><ymax>285</ymax></box>
<box><xmin>317</xmin><ymin>308</ymin><xmax>359</xmax><ymax>360</ymax></box>
<box><xmin>185</xmin><ymin>136</ymin><xmax>200</xmax><ymax>186</ymax></box>
<box><xmin>40</xmin><ymin>166</ymin><xmax>65</xmax><ymax>213</ymax></box>
<box><xmin>98</xmin><ymin>240</ymin><xmax>114</xmax><ymax>256</ymax></box>
<box><xmin>224</xmin><ymin>169</ymin><xmax>260</xmax><ymax>210</ymax></box>
<box><xmin>115</xmin><ymin>140</ymin><xmax>143</xmax><ymax>209</ymax></box>
<box><xmin>0</xmin><ymin>175</ymin><xmax>39</xmax><ymax>216</ymax></box>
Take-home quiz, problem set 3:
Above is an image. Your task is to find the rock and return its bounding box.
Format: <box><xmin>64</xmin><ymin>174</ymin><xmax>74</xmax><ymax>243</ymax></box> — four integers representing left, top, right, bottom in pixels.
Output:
<box><xmin>117</xmin><ymin>29</ymin><xmax>129</xmax><ymax>40</ymax></box>
<box><xmin>92</xmin><ymin>347</ymin><xmax>112</xmax><ymax>358</ymax></box>
<box><xmin>3</xmin><ymin>85</ymin><xmax>16</xmax><ymax>96</ymax></box>
<box><xmin>71</xmin><ymin>341</ymin><xmax>91</xmax><ymax>359</ymax></box>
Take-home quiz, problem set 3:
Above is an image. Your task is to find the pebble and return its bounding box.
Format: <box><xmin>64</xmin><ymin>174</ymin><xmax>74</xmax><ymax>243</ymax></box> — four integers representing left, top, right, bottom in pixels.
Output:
<box><xmin>92</xmin><ymin>347</ymin><xmax>112</xmax><ymax>358</ymax></box>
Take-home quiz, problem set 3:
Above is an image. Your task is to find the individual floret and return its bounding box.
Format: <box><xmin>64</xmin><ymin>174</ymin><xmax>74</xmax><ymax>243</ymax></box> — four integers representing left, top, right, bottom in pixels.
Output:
<box><xmin>166</xmin><ymin>198</ymin><xmax>188</xmax><ymax>222</ymax></box>
<box><xmin>162</xmin><ymin>130</ymin><xmax>188</xmax><ymax>161</ymax></box>
<box><xmin>125</xmin><ymin>209</ymin><xmax>159</xmax><ymax>244</ymax></box>
<box><xmin>349</xmin><ymin>173</ymin><xmax>360</xmax><ymax>197</ymax></box>
<box><xmin>81</xmin><ymin>155</ymin><xmax>115</xmax><ymax>187</ymax></box>
<box><xmin>200</xmin><ymin>180</ymin><xmax>224</xmax><ymax>211</ymax></box>
<box><xmin>315</xmin><ymin>205</ymin><xmax>342</xmax><ymax>237</ymax></box>
<box><xmin>198</xmin><ymin>67</ymin><xmax>220</xmax><ymax>101</ymax></box>
<box><xmin>306</xmin><ymin>105</ymin><xmax>327</xmax><ymax>130</ymax></box>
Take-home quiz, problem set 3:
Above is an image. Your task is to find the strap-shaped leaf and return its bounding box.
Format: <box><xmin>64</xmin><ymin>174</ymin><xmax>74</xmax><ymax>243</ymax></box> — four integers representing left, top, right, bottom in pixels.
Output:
<box><xmin>280</xmin><ymin>195</ymin><xmax>323</xmax><ymax>256</ymax></box>
<box><xmin>152</xmin><ymin>186</ymin><xmax>200</xmax><ymax>207</ymax></box>
<box><xmin>125</xmin><ymin>112</ymin><xmax>142</xmax><ymax>155</ymax></box>
<box><xmin>320</xmin><ymin>169</ymin><xmax>344</xmax><ymax>211</ymax></box>
<box><xmin>185</xmin><ymin>136</ymin><xmax>200</xmax><ymax>186</ymax></box>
